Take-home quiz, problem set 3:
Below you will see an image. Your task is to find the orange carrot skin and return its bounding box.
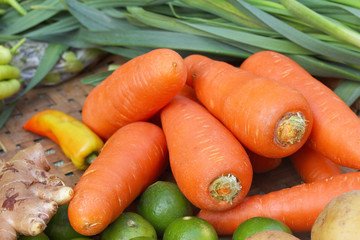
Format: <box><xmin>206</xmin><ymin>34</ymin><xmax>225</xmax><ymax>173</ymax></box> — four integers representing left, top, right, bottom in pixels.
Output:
<box><xmin>82</xmin><ymin>48</ymin><xmax>187</xmax><ymax>140</ymax></box>
<box><xmin>197</xmin><ymin>171</ymin><xmax>360</xmax><ymax>234</ymax></box>
<box><xmin>290</xmin><ymin>143</ymin><xmax>342</xmax><ymax>183</ymax></box>
<box><xmin>68</xmin><ymin>122</ymin><xmax>168</xmax><ymax>236</ymax></box>
<box><xmin>184</xmin><ymin>54</ymin><xmax>313</xmax><ymax>159</ymax></box>
<box><xmin>178</xmin><ymin>84</ymin><xmax>198</xmax><ymax>102</ymax></box>
<box><xmin>160</xmin><ymin>95</ymin><xmax>253</xmax><ymax>211</ymax></box>
<box><xmin>240</xmin><ymin>51</ymin><xmax>360</xmax><ymax>169</ymax></box>
<box><xmin>247</xmin><ymin>149</ymin><xmax>282</xmax><ymax>174</ymax></box>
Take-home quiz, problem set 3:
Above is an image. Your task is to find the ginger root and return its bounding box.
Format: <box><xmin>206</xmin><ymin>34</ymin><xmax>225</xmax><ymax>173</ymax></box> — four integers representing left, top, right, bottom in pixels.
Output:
<box><xmin>0</xmin><ymin>143</ymin><xmax>74</xmax><ymax>240</ymax></box>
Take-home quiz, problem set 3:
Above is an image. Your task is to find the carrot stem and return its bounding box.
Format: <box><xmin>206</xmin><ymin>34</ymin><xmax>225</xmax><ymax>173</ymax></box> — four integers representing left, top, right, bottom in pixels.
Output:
<box><xmin>275</xmin><ymin>111</ymin><xmax>307</xmax><ymax>146</ymax></box>
<box><xmin>209</xmin><ymin>173</ymin><xmax>241</xmax><ymax>203</ymax></box>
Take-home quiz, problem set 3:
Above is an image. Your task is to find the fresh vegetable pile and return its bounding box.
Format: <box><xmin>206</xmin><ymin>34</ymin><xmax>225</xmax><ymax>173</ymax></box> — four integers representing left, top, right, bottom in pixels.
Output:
<box><xmin>2</xmin><ymin>0</ymin><xmax>360</xmax><ymax>239</ymax></box>
<box><xmin>1</xmin><ymin>0</ymin><xmax>360</xmax><ymax>128</ymax></box>
<box><xmin>12</xmin><ymin>47</ymin><xmax>360</xmax><ymax>240</ymax></box>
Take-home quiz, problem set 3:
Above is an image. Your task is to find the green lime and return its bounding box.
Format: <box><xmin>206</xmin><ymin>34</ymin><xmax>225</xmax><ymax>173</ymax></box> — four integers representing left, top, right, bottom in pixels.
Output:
<box><xmin>137</xmin><ymin>181</ymin><xmax>193</xmax><ymax>235</ymax></box>
<box><xmin>17</xmin><ymin>232</ymin><xmax>49</xmax><ymax>240</ymax></box>
<box><xmin>101</xmin><ymin>212</ymin><xmax>157</xmax><ymax>240</ymax></box>
<box><xmin>232</xmin><ymin>217</ymin><xmax>292</xmax><ymax>240</ymax></box>
<box><xmin>163</xmin><ymin>216</ymin><xmax>218</xmax><ymax>240</ymax></box>
<box><xmin>70</xmin><ymin>238</ymin><xmax>92</xmax><ymax>240</ymax></box>
<box><xmin>130</xmin><ymin>238</ymin><xmax>154</xmax><ymax>240</ymax></box>
<box><xmin>44</xmin><ymin>203</ymin><xmax>86</xmax><ymax>240</ymax></box>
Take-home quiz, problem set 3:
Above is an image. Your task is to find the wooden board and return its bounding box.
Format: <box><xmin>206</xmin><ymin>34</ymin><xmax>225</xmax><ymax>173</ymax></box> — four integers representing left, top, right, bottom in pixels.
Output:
<box><xmin>3</xmin><ymin>54</ymin><xmax>359</xmax><ymax>240</ymax></box>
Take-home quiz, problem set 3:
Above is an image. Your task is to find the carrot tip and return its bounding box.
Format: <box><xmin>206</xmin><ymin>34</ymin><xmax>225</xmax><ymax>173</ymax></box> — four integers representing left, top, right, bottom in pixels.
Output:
<box><xmin>275</xmin><ymin>112</ymin><xmax>307</xmax><ymax>146</ymax></box>
<box><xmin>209</xmin><ymin>173</ymin><xmax>241</xmax><ymax>204</ymax></box>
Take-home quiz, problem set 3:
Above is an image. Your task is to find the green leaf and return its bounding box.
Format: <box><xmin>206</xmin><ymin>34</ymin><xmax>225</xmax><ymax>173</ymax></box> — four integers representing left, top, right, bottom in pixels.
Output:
<box><xmin>80</xmin><ymin>70</ymin><xmax>113</xmax><ymax>86</ymax></box>
<box><xmin>0</xmin><ymin>34</ymin><xmax>22</xmax><ymax>43</ymax></box>
<box><xmin>289</xmin><ymin>54</ymin><xmax>360</xmax><ymax>81</ymax></box>
<box><xmin>64</xmin><ymin>0</ymin><xmax>138</xmax><ymax>31</ymax></box>
<box><xmin>0</xmin><ymin>0</ymin><xmax>64</xmax><ymax>35</ymax></box>
<box><xmin>334</xmin><ymin>80</ymin><xmax>360</xmax><ymax>106</ymax></box>
<box><xmin>228</xmin><ymin>0</ymin><xmax>360</xmax><ymax>66</ymax></box>
<box><xmin>0</xmin><ymin>43</ymin><xmax>68</xmax><ymax>129</ymax></box>
<box><xmin>127</xmin><ymin>6</ymin><xmax>312</xmax><ymax>55</ymax></box>
<box><xmin>175</xmin><ymin>0</ymin><xmax>266</xmax><ymax>29</ymax></box>
<box><xmin>0</xmin><ymin>102</ymin><xmax>16</xmax><ymax>130</ymax></box>
<box><xmin>84</xmin><ymin>0</ymin><xmax>170</xmax><ymax>8</ymax></box>
<box><xmin>79</xmin><ymin>28</ymin><xmax>251</xmax><ymax>58</ymax></box>
<box><xmin>100</xmin><ymin>46</ymin><xmax>149</xmax><ymax>59</ymax></box>
<box><xmin>29</xmin><ymin>30</ymin><xmax>97</xmax><ymax>48</ymax></box>
<box><xmin>280</xmin><ymin>0</ymin><xmax>360</xmax><ymax>48</ymax></box>
<box><xmin>22</xmin><ymin>43</ymin><xmax>68</xmax><ymax>95</ymax></box>
<box><xmin>25</xmin><ymin>15</ymin><xmax>80</xmax><ymax>37</ymax></box>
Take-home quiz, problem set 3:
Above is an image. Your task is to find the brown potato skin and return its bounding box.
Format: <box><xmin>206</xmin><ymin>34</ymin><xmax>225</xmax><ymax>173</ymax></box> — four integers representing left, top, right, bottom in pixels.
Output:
<box><xmin>245</xmin><ymin>230</ymin><xmax>300</xmax><ymax>240</ymax></box>
<box><xmin>311</xmin><ymin>190</ymin><xmax>360</xmax><ymax>240</ymax></box>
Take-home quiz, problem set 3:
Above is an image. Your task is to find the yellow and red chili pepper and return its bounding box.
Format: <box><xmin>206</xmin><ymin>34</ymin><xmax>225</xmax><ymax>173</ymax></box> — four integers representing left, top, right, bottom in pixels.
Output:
<box><xmin>23</xmin><ymin>109</ymin><xmax>104</xmax><ymax>170</ymax></box>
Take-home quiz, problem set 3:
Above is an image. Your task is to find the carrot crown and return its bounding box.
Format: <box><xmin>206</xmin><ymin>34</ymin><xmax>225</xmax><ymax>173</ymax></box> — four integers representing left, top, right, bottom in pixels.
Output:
<box><xmin>275</xmin><ymin>112</ymin><xmax>308</xmax><ymax>146</ymax></box>
<box><xmin>209</xmin><ymin>173</ymin><xmax>241</xmax><ymax>204</ymax></box>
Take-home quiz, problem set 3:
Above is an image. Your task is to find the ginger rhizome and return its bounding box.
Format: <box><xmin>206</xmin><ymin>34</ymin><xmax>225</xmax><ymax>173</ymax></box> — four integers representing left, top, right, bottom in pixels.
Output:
<box><xmin>0</xmin><ymin>143</ymin><xmax>74</xmax><ymax>240</ymax></box>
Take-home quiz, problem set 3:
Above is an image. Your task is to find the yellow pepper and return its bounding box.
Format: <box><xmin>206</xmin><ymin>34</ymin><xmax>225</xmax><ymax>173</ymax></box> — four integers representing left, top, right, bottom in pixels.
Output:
<box><xmin>23</xmin><ymin>109</ymin><xmax>104</xmax><ymax>170</ymax></box>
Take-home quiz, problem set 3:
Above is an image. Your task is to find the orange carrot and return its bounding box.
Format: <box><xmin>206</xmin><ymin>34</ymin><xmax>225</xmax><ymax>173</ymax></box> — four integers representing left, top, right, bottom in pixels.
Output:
<box><xmin>240</xmin><ymin>51</ymin><xmax>360</xmax><ymax>169</ymax></box>
<box><xmin>246</xmin><ymin>149</ymin><xmax>282</xmax><ymax>174</ymax></box>
<box><xmin>178</xmin><ymin>83</ymin><xmax>198</xmax><ymax>102</ymax></box>
<box><xmin>82</xmin><ymin>48</ymin><xmax>187</xmax><ymax>140</ymax></box>
<box><xmin>290</xmin><ymin>143</ymin><xmax>342</xmax><ymax>183</ymax></box>
<box><xmin>68</xmin><ymin>122</ymin><xmax>168</xmax><ymax>236</ymax></box>
<box><xmin>160</xmin><ymin>95</ymin><xmax>253</xmax><ymax>211</ymax></box>
<box><xmin>197</xmin><ymin>171</ymin><xmax>360</xmax><ymax>234</ymax></box>
<box><xmin>184</xmin><ymin>54</ymin><xmax>313</xmax><ymax>159</ymax></box>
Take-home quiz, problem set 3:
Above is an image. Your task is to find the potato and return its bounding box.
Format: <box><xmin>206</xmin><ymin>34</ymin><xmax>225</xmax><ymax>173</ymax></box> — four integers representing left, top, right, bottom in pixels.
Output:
<box><xmin>245</xmin><ymin>230</ymin><xmax>300</xmax><ymax>240</ymax></box>
<box><xmin>311</xmin><ymin>190</ymin><xmax>360</xmax><ymax>240</ymax></box>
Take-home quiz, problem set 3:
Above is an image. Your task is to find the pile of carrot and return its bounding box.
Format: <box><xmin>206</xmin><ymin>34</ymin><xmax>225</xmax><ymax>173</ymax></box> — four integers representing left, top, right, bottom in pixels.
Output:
<box><xmin>67</xmin><ymin>48</ymin><xmax>360</xmax><ymax>236</ymax></box>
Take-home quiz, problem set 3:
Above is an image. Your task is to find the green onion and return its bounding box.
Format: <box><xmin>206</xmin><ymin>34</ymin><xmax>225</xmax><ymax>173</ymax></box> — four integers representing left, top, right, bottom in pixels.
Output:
<box><xmin>280</xmin><ymin>0</ymin><xmax>360</xmax><ymax>48</ymax></box>
<box><xmin>334</xmin><ymin>80</ymin><xmax>360</xmax><ymax>106</ymax></box>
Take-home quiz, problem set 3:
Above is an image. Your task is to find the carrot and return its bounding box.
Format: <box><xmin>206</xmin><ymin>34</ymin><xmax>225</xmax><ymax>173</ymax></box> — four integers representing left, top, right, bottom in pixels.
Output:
<box><xmin>240</xmin><ymin>51</ymin><xmax>360</xmax><ymax>169</ymax></box>
<box><xmin>197</xmin><ymin>171</ymin><xmax>360</xmax><ymax>234</ymax></box>
<box><xmin>246</xmin><ymin>149</ymin><xmax>282</xmax><ymax>174</ymax></box>
<box><xmin>290</xmin><ymin>143</ymin><xmax>342</xmax><ymax>183</ymax></box>
<box><xmin>178</xmin><ymin>83</ymin><xmax>198</xmax><ymax>102</ymax></box>
<box><xmin>68</xmin><ymin>121</ymin><xmax>168</xmax><ymax>236</ymax></box>
<box><xmin>160</xmin><ymin>95</ymin><xmax>253</xmax><ymax>211</ymax></box>
<box><xmin>82</xmin><ymin>48</ymin><xmax>187</xmax><ymax>140</ymax></box>
<box><xmin>184</xmin><ymin>54</ymin><xmax>313</xmax><ymax>159</ymax></box>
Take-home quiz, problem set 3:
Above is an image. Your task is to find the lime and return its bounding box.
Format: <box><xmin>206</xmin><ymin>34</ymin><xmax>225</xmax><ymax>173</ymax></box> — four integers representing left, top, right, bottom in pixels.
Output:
<box><xmin>101</xmin><ymin>212</ymin><xmax>157</xmax><ymax>240</ymax></box>
<box><xmin>17</xmin><ymin>232</ymin><xmax>49</xmax><ymax>240</ymax></box>
<box><xmin>130</xmin><ymin>238</ymin><xmax>154</xmax><ymax>240</ymax></box>
<box><xmin>163</xmin><ymin>216</ymin><xmax>218</xmax><ymax>240</ymax></box>
<box><xmin>70</xmin><ymin>238</ymin><xmax>92</xmax><ymax>240</ymax></box>
<box><xmin>137</xmin><ymin>181</ymin><xmax>193</xmax><ymax>235</ymax></box>
<box><xmin>232</xmin><ymin>217</ymin><xmax>292</xmax><ymax>240</ymax></box>
<box><xmin>44</xmin><ymin>203</ymin><xmax>85</xmax><ymax>240</ymax></box>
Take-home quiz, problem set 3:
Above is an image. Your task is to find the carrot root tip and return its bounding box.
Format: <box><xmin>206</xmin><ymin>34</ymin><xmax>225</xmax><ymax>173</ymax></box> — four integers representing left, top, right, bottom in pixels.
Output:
<box><xmin>275</xmin><ymin>112</ymin><xmax>307</xmax><ymax>146</ymax></box>
<box><xmin>209</xmin><ymin>173</ymin><xmax>241</xmax><ymax>204</ymax></box>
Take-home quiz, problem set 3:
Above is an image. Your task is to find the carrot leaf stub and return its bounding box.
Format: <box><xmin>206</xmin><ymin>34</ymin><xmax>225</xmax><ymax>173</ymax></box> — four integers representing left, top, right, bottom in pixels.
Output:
<box><xmin>209</xmin><ymin>173</ymin><xmax>241</xmax><ymax>203</ymax></box>
<box><xmin>275</xmin><ymin>112</ymin><xmax>307</xmax><ymax>146</ymax></box>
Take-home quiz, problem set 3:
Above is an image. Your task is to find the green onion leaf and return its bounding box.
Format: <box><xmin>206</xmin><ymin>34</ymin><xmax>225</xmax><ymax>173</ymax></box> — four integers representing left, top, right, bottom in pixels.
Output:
<box><xmin>79</xmin><ymin>28</ymin><xmax>251</xmax><ymax>58</ymax></box>
<box><xmin>63</xmin><ymin>0</ymin><xmax>138</xmax><ymax>31</ymax></box>
<box><xmin>228</xmin><ymin>0</ymin><xmax>360</xmax><ymax>66</ymax></box>
<box><xmin>80</xmin><ymin>70</ymin><xmax>113</xmax><ymax>86</ymax></box>
<box><xmin>334</xmin><ymin>80</ymin><xmax>360</xmax><ymax>106</ymax></box>
<box><xmin>0</xmin><ymin>0</ymin><xmax>64</xmax><ymax>35</ymax></box>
